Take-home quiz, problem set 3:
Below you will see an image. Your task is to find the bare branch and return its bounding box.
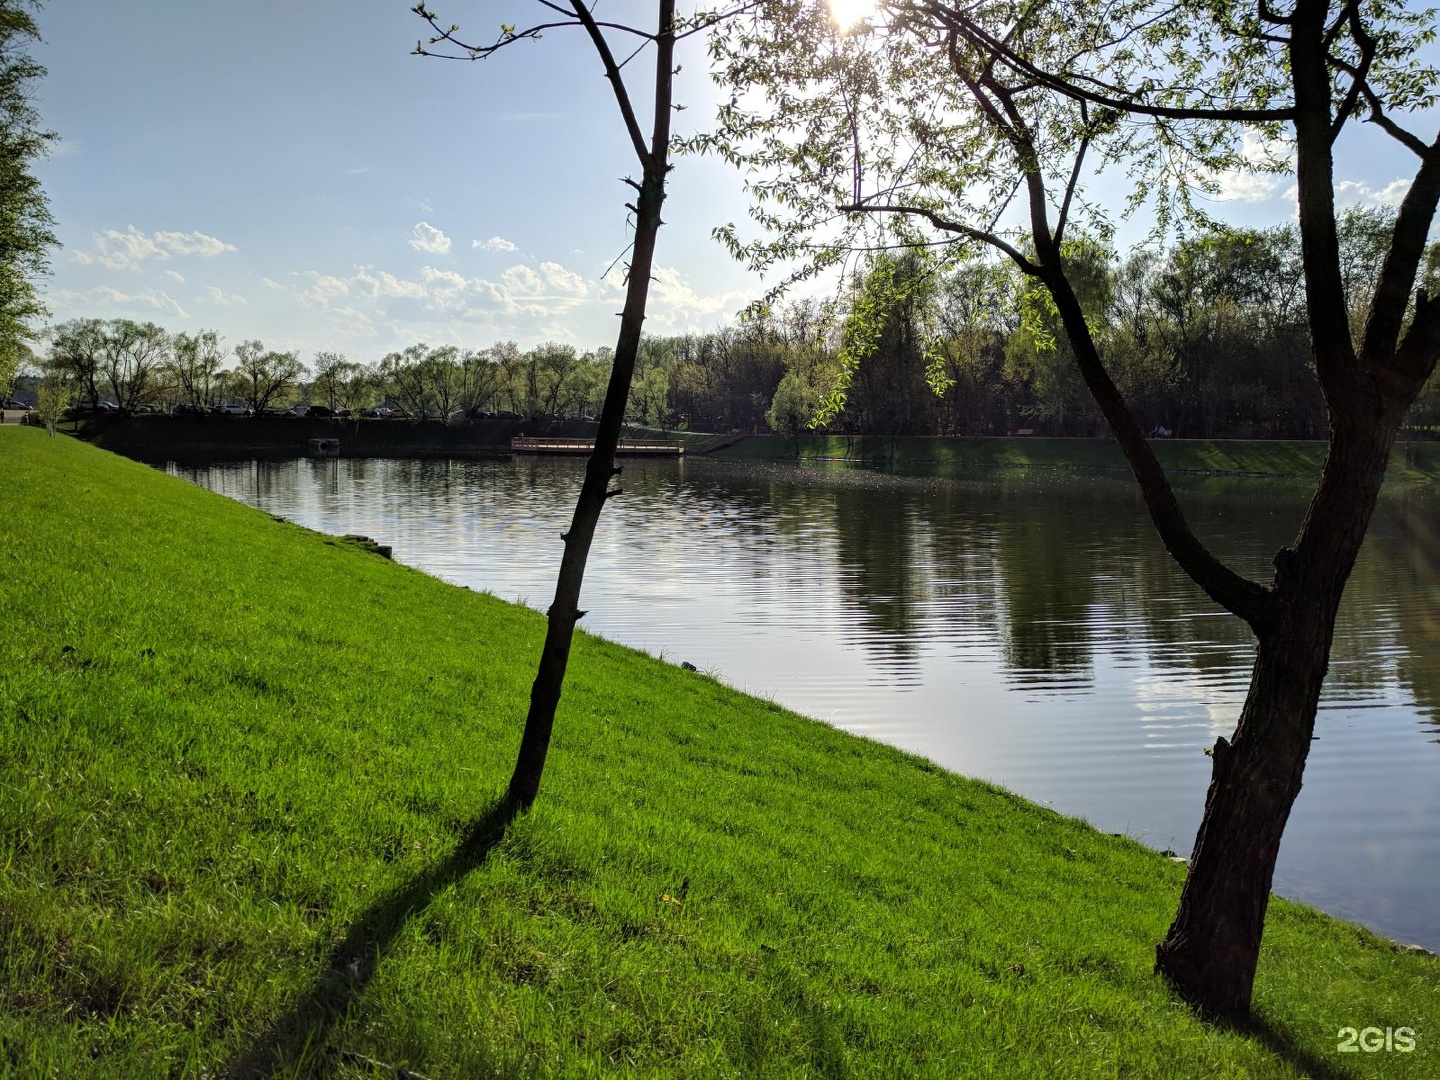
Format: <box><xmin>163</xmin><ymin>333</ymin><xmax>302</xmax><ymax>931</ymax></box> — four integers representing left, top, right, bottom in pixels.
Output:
<box><xmin>1054</xmin><ymin>102</ymin><xmax>1091</xmax><ymax>248</ymax></box>
<box><xmin>411</xmin><ymin>2</ymin><xmax>654</xmax><ymax>62</ymax></box>
<box><xmin>568</xmin><ymin>0</ymin><xmax>652</xmax><ymax>167</ymax></box>
<box><xmin>1329</xmin><ymin>1</ymin><xmax>1375</xmax><ymax>144</ymax></box>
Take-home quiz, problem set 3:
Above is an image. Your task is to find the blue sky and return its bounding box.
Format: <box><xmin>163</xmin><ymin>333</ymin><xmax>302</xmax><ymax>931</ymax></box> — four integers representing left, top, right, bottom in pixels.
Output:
<box><xmin>34</xmin><ymin>0</ymin><xmax>762</xmax><ymax>361</ymax></box>
<box><xmin>31</xmin><ymin>1</ymin><xmax>1434</xmax><ymax>365</ymax></box>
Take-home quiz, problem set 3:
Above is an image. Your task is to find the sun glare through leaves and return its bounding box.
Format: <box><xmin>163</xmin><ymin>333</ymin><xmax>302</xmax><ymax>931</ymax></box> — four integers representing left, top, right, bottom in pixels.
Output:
<box><xmin>829</xmin><ymin>0</ymin><xmax>876</xmax><ymax>31</ymax></box>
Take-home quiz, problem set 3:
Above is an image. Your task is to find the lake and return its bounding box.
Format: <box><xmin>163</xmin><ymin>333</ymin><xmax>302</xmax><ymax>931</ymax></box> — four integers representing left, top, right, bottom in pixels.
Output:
<box><xmin>164</xmin><ymin>454</ymin><xmax>1440</xmax><ymax>951</ymax></box>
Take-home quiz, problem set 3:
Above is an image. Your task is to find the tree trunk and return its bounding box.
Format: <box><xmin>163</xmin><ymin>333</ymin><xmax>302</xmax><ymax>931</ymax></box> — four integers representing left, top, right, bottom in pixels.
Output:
<box><xmin>1156</xmin><ymin>413</ymin><xmax>1401</xmax><ymax>1017</ymax></box>
<box><xmin>507</xmin><ymin>171</ymin><xmax>668</xmax><ymax>809</ymax></box>
<box><xmin>507</xmin><ymin>0</ymin><xmax>675</xmax><ymax>808</ymax></box>
<box><xmin>1153</xmin><ymin>610</ymin><xmax>1331</xmax><ymax>1018</ymax></box>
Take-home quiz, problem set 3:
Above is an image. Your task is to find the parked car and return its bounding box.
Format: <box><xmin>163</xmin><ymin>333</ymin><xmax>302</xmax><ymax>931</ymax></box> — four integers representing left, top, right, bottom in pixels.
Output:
<box><xmin>304</xmin><ymin>405</ymin><xmax>338</xmax><ymax>418</ymax></box>
<box><xmin>359</xmin><ymin>407</ymin><xmax>391</xmax><ymax>418</ymax></box>
<box><xmin>214</xmin><ymin>403</ymin><xmax>251</xmax><ymax>415</ymax></box>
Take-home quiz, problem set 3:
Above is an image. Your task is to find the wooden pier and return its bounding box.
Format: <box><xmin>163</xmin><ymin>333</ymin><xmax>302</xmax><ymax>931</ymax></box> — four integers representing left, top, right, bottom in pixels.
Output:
<box><xmin>510</xmin><ymin>435</ymin><xmax>685</xmax><ymax>456</ymax></box>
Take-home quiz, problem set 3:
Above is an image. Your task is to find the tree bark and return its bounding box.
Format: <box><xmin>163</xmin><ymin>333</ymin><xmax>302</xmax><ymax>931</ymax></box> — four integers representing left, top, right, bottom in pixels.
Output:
<box><xmin>1155</xmin><ymin>410</ymin><xmax>1402</xmax><ymax>1017</ymax></box>
<box><xmin>507</xmin><ymin>0</ymin><xmax>675</xmax><ymax>809</ymax></box>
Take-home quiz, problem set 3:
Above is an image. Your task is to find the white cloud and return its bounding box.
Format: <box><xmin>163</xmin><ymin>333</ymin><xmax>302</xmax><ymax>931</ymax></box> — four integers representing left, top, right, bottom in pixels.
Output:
<box><xmin>1336</xmin><ymin>177</ymin><xmax>1411</xmax><ymax>208</ymax></box>
<box><xmin>352</xmin><ymin>266</ymin><xmax>428</xmax><ymax>301</ymax></box>
<box><xmin>295</xmin><ymin>258</ymin><xmax>596</xmax><ymax>333</ymax></box>
<box><xmin>200</xmin><ymin>286</ymin><xmax>246</xmax><ymax>306</ymax></box>
<box><xmin>51</xmin><ymin>285</ymin><xmax>188</xmax><ymax>319</ymax></box>
<box><xmin>408</xmin><ymin>221</ymin><xmax>452</xmax><ymax>255</ymax></box>
<box><xmin>348</xmin><ymin>164</ymin><xmax>374</xmax><ymax>175</ymax></box>
<box><xmin>501</xmin><ymin>264</ymin><xmax>546</xmax><ymax>296</ymax></box>
<box><xmin>299</xmin><ymin>273</ymin><xmax>353</xmax><ymax>308</ymax></box>
<box><xmin>1214</xmin><ymin>171</ymin><xmax>1283</xmax><ymax>203</ymax></box>
<box><xmin>260</xmin><ymin>277</ymin><xmax>283</xmax><ymax>291</ymax></box>
<box><xmin>162</xmin><ymin>270</ymin><xmax>186</xmax><ymax>283</ymax></box>
<box><xmin>73</xmin><ymin>226</ymin><xmax>238</xmax><ymax>271</ymax></box>
<box><xmin>539</xmin><ymin>261</ymin><xmax>587</xmax><ymax>296</ymax></box>
<box><xmin>474</xmin><ymin>235</ymin><xmax>517</xmax><ymax>252</ymax></box>
<box><xmin>501</xmin><ymin>262</ymin><xmax>588</xmax><ymax>299</ymax></box>
<box><xmin>327</xmin><ymin>305</ymin><xmax>379</xmax><ymax>341</ymax></box>
<box><xmin>1198</xmin><ymin>128</ymin><xmax>1290</xmax><ymax>204</ymax></box>
<box><xmin>1208</xmin><ymin>130</ymin><xmax>1292</xmax><ymax>204</ymax></box>
<box><xmin>156</xmin><ymin>230</ymin><xmax>236</xmax><ymax>258</ymax></box>
<box><xmin>604</xmin><ymin>264</ymin><xmax>745</xmax><ymax>332</ymax></box>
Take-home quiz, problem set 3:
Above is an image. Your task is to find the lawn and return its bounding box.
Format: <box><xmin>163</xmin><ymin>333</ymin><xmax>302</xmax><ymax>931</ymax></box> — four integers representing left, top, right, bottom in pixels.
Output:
<box><xmin>1</xmin><ymin>426</ymin><xmax>1435</xmax><ymax>1078</ymax></box>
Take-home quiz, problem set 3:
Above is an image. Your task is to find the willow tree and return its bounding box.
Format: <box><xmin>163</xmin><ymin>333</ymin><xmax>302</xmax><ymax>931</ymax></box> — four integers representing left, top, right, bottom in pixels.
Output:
<box><xmin>704</xmin><ymin>0</ymin><xmax>1440</xmax><ymax>1018</ymax></box>
<box><xmin>414</xmin><ymin>0</ymin><xmax>701</xmax><ymax>807</ymax></box>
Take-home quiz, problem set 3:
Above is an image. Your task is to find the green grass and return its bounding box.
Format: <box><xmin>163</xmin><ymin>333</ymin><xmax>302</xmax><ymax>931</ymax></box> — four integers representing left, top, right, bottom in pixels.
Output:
<box><xmin>715</xmin><ymin>434</ymin><xmax>1440</xmax><ymax>484</ymax></box>
<box><xmin>1</xmin><ymin>426</ymin><xmax>1436</xmax><ymax>1078</ymax></box>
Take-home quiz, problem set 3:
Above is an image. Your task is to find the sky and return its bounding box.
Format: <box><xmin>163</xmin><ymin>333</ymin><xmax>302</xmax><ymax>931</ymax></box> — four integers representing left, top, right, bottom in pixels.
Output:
<box><xmin>30</xmin><ymin>0</ymin><xmax>1437</xmax><ymax>366</ymax></box>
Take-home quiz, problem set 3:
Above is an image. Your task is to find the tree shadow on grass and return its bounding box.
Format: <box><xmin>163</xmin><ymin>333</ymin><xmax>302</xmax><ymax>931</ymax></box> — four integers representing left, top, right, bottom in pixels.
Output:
<box><xmin>1236</xmin><ymin>1013</ymin><xmax>1357</xmax><ymax>1080</ymax></box>
<box><xmin>226</xmin><ymin>796</ymin><xmax>521</xmax><ymax>1080</ymax></box>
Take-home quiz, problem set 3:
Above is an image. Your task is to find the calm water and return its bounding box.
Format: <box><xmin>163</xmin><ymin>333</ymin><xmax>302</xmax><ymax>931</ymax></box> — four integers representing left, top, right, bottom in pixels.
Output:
<box><xmin>165</xmin><ymin>455</ymin><xmax>1440</xmax><ymax>950</ymax></box>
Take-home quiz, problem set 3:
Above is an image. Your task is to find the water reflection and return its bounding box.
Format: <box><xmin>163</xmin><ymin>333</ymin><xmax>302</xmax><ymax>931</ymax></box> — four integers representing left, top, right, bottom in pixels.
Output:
<box><xmin>162</xmin><ymin>455</ymin><xmax>1440</xmax><ymax>950</ymax></box>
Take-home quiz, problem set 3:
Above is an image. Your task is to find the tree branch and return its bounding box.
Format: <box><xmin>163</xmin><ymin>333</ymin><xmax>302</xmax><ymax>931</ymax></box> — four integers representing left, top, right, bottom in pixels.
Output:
<box><xmin>1363</xmin><ymin>135</ymin><xmax>1440</xmax><ymax>367</ymax></box>
<box><xmin>1038</xmin><ymin>263</ymin><xmax>1275</xmax><ymax>627</ymax></box>
<box><xmin>912</xmin><ymin>1</ymin><xmax>1297</xmax><ymax>122</ymax></box>
<box><xmin>568</xmin><ymin>0</ymin><xmax>652</xmax><ymax>167</ymax></box>
<box><xmin>839</xmin><ymin>201</ymin><xmax>1042</xmax><ymax>273</ymax></box>
<box><xmin>1289</xmin><ymin>0</ymin><xmax>1359</xmax><ymax>400</ymax></box>
<box><xmin>1054</xmin><ymin>104</ymin><xmax>1091</xmax><ymax>248</ymax></box>
<box><xmin>1329</xmin><ymin>0</ymin><xmax>1375</xmax><ymax>145</ymax></box>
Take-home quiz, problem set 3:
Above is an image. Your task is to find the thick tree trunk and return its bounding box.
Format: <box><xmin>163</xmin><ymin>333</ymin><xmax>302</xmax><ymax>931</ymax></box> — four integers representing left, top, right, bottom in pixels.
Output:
<box><xmin>1153</xmin><ymin>610</ymin><xmax>1332</xmax><ymax>1017</ymax></box>
<box><xmin>1155</xmin><ymin>414</ymin><xmax>1401</xmax><ymax>1017</ymax></box>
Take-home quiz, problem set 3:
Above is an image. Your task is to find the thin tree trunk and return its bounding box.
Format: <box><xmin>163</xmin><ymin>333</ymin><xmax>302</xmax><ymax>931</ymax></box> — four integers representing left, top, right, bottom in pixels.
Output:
<box><xmin>507</xmin><ymin>0</ymin><xmax>675</xmax><ymax>809</ymax></box>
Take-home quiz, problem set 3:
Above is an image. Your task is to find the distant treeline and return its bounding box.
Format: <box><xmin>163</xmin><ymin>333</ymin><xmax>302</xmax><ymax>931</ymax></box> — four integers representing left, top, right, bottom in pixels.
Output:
<box><xmin>22</xmin><ymin>209</ymin><xmax>1440</xmax><ymax>437</ymax></box>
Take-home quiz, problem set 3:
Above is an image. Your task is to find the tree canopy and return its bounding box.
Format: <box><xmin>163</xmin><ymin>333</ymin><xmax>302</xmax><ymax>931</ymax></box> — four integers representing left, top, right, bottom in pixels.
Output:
<box><xmin>0</xmin><ymin>0</ymin><xmax>55</xmax><ymax>393</ymax></box>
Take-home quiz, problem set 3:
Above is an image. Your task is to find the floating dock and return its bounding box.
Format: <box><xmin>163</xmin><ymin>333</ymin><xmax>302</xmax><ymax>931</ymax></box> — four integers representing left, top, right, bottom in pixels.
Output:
<box><xmin>511</xmin><ymin>436</ymin><xmax>685</xmax><ymax>456</ymax></box>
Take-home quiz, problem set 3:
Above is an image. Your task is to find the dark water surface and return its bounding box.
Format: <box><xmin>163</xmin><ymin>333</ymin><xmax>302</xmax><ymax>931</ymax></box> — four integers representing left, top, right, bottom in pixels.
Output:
<box><xmin>166</xmin><ymin>455</ymin><xmax>1440</xmax><ymax>950</ymax></box>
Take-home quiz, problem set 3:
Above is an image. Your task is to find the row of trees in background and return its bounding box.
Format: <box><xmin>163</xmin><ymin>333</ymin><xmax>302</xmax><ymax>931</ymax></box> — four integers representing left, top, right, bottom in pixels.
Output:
<box><xmin>23</xmin><ymin>209</ymin><xmax>1440</xmax><ymax>437</ymax></box>
<box><xmin>31</xmin><ymin>321</ymin><xmax>626</xmax><ymax>422</ymax></box>
<box><xmin>630</xmin><ymin>208</ymin><xmax>1440</xmax><ymax>439</ymax></box>
<box><xmin>788</xmin><ymin>209</ymin><xmax>1440</xmax><ymax>439</ymax></box>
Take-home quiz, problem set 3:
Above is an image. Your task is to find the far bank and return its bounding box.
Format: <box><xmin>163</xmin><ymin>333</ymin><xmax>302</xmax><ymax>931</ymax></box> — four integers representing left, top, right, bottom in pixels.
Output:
<box><xmin>712</xmin><ymin>433</ymin><xmax>1440</xmax><ymax>483</ymax></box>
<box><xmin>63</xmin><ymin>416</ymin><xmax>1440</xmax><ymax>482</ymax></box>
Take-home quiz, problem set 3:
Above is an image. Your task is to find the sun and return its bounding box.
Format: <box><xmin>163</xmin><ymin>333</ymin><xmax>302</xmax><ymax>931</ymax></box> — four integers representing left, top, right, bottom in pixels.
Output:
<box><xmin>829</xmin><ymin>0</ymin><xmax>877</xmax><ymax>31</ymax></box>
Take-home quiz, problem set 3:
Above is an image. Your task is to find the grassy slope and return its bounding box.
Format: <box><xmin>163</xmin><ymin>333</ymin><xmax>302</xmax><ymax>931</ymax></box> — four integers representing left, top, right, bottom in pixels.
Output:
<box><xmin>714</xmin><ymin>435</ymin><xmax>1440</xmax><ymax>483</ymax></box>
<box><xmin>1</xmin><ymin>427</ymin><xmax>1435</xmax><ymax>1079</ymax></box>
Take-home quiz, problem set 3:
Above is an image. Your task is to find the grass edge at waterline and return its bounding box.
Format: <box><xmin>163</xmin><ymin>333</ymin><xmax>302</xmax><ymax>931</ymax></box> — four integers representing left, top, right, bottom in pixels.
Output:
<box><xmin>1</xmin><ymin>426</ymin><xmax>1435</xmax><ymax>1078</ymax></box>
<box><xmin>714</xmin><ymin>433</ymin><xmax>1440</xmax><ymax>484</ymax></box>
